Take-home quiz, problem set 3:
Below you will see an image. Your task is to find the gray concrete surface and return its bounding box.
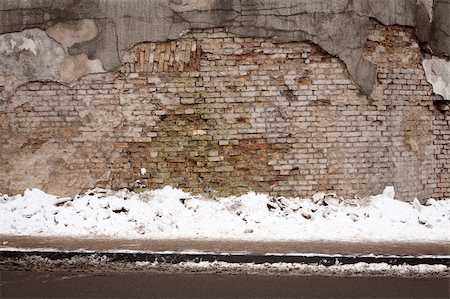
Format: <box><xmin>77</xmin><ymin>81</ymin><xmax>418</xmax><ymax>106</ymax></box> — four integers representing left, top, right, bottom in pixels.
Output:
<box><xmin>1</xmin><ymin>270</ymin><xmax>449</xmax><ymax>298</ymax></box>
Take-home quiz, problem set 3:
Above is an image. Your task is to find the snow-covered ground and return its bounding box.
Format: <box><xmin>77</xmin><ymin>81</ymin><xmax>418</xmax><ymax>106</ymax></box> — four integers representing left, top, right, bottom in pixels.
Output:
<box><xmin>1</xmin><ymin>186</ymin><xmax>449</xmax><ymax>242</ymax></box>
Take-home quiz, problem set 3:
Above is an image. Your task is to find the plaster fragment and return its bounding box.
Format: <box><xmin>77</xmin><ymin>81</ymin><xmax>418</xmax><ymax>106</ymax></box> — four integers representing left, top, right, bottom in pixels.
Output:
<box><xmin>0</xmin><ymin>29</ymin><xmax>65</xmax><ymax>100</ymax></box>
<box><xmin>0</xmin><ymin>42</ymin><xmax>12</xmax><ymax>54</ymax></box>
<box><xmin>422</xmin><ymin>57</ymin><xmax>450</xmax><ymax>100</ymax></box>
<box><xmin>0</xmin><ymin>28</ymin><xmax>106</xmax><ymax>100</ymax></box>
<box><xmin>17</xmin><ymin>37</ymin><xmax>37</xmax><ymax>55</ymax></box>
<box><xmin>60</xmin><ymin>54</ymin><xmax>105</xmax><ymax>83</ymax></box>
<box><xmin>46</xmin><ymin>19</ymin><xmax>99</xmax><ymax>50</ymax></box>
<box><xmin>160</xmin><ymin>0</ymin><xmax>214</xmax><ymax>12</ymax></box>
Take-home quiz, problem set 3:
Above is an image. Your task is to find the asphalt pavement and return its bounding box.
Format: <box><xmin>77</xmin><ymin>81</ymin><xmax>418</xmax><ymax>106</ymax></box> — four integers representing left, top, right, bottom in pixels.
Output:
<box><xmin>1</xmin><ymin>270</ymin><xmax>449</xmax><ymax>298</ymax></box>
<box><xmin>1</xmin><ymin>234</ymin><xmax>449</xmax><ymax>298</ymax></box>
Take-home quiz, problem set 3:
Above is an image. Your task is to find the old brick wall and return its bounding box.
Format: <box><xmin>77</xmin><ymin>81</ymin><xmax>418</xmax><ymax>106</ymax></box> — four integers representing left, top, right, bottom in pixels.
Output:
<box><xmin>0</xmin><ymin>22</ymin><xmax>448</xmax><ymax>199</ymax></box>
<box><xmin>433</xmin><ymin>106</ymin><xmax>450</xmax><ymax>199</ymax></box>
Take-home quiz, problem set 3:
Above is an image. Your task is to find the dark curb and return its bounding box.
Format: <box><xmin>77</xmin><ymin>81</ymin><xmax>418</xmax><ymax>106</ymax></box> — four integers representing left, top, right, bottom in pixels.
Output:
<box><xmin>1</xmin><ymin>250</ymin><xmax>449</xmax><ymax>267</ymax></box>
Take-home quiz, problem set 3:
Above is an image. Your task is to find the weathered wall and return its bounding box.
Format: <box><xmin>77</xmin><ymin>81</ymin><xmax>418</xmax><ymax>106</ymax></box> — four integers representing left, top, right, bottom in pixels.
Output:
<box><xmin>0</xmin><ymin>1</ymin><xmax>449</xmax><ymax>199</ymax></box>
<box><xmin>1</xmin><ymin>21</ymin><xmax>448</xmax><ymax>199</ymax></box>
<box><xmin>0</xmin><ymin>0</ymin><xmax>449</xmax><ymax>99</ymax></box>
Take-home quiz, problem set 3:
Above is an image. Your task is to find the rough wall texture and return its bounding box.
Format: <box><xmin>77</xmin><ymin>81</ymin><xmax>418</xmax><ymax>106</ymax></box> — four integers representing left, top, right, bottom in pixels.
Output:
<box><xmin>1</xmin><ymin>21</ymin><xmax>448</xmax><ymax>199</ymax></box>
<box><xmin>0</xmin><ymin>0</ymin><xmax>449</xmax><ymax>99</ymax></box>
<box><xmin>0</xmin><ymin>1</ymin><xmax>449</xmax><ymax>199</ymax></box>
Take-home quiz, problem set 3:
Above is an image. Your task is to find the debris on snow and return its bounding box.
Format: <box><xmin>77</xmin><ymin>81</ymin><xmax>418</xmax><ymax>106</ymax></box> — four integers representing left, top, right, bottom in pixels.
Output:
<box><xmin>0</xmin><ymin>186</ymin><xmax>449</xmax><ymax>242</ymax></box>
<box><xmin>312</xmin><ymin>192</ymin><xmax>325</xmax><ymax>203</ymax></box>
<box><xmin>412</xmin><ymin>198</ymin><xmax>422</xmax><ymax>212</ymax></box>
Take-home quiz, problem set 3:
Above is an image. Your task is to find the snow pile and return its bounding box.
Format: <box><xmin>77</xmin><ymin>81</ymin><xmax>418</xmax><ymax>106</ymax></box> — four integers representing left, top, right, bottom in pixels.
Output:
<box><xmin>175</xmin><ymin>260</ymin><xmax>449</xmax><ymax>274</ymax></box>
<box><xmin>166</xmin><ymin>261</ymin><xmax>449</xmax><ymax>277</ymax></box>
<box><xmin>0</xmin><ymin>186</ymin><xmax>449</xmax><ymax>242</ymax></box>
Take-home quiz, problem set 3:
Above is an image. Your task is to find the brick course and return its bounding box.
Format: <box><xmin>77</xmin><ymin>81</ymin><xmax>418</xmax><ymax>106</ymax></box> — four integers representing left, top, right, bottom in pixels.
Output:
<box><xmin>1</xmin><ymin>22</ymin><xmax>448</xmax><ymax>199</ymax></box>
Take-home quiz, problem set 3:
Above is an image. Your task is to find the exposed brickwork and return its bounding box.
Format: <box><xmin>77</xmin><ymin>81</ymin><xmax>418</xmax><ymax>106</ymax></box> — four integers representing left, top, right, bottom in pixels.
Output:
<box><xmin>0</xmin><ymin>23</ymin><xmax>448</xmax><ymax>199</ymax></box>
<box><xmin>433</xmin><ymin>104</ymin><xmax>450</xmax><ymax>199</ymax></box>
<box><xmin>121</xmin><ymin>39</ymin><xmax>200</xmax><ymax>73</ymax></box>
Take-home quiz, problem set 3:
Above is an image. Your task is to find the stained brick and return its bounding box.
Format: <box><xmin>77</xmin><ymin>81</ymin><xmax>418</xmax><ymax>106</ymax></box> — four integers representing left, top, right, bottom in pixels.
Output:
<box><xmin>0</xmin><ymin>24</ymin><xmax>447</xmax><ymax>200</ymax></box>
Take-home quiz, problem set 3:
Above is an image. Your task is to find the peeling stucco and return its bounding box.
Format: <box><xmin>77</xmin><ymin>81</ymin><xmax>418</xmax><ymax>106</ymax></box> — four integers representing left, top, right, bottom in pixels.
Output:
<box><xmin>60</xmin><ymin>54</ymin><xmax>104</xmax><ymax>83</ymax></box>
<box><xmin>46</xmin><ymin>19</ymin><xmax>99</xmax><ymax>50</ymax></box>
<box><xmin>0</xmin><ymin>24</ymin><xmax>104</xmax><ymax>101</ymax></box>
<box><xmin>0</xmin><ymin>0</ymin><xmax>449</xmax><ymax>97</ymax></box>
<box><xmin>0</xmin><ymin>29</ymin><xmax>65</xmax><ymax>99</ymax></box>
<box><xmin>423</xmin><ymin>56</ymin><xmax>450</xmax><ymax>100</ymax></box>
<box><xmin>160</xmin><ymin>0</ymin><xmax>214</xmax><ymax>12</ymax></box>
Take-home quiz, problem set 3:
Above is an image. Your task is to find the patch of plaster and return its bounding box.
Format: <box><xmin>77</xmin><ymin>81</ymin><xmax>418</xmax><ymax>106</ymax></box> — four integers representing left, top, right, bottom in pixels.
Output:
<box><xmin>0</xmin><ymin>29</ymin><xmax>65</xmax><ymax>100</ymax></box>
<box><xmin>0</xmin><ymin>25</ymin><xmax>105</xmax><ymax>101</ymax></box>
<box><xmin>160</xmin><ymin>0</ymin><xmax>214</xmax><ymax>12</ymax></box>
<box><xmin>422</xmin><ymin>57</ymin><xmax>450</xmax><ymax>100</ymax></box>
<box><xmin>0</xmin><ymin>35</ymin><xmax>37</xmax><ymax>56</ymax></box>
<box><xmin>46</xmin><ymin>19</ymin><xmax>99</xmax><ymax>50</ymax></box>
<box><xmin>17</xmin><ymin>37</ymin><xmax>37</xmax><ymax>55</ymax></box>
<box><xmin>60</xmin><ymin>54</ymin><xmax>105</xmax><ymax>83</ymax></box>
<box><xmin>417</xmin><ymin>0</ymin><xmax>433</xmax><ymax>22</ymax></box>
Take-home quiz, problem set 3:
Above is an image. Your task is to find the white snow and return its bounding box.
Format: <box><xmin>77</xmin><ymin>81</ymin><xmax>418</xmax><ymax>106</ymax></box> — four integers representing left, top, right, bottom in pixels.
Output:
<box><xmin>174</xmin><ymin>260</ymin><xmax>448</xmax><ymax>274</ymax></box>
<box><xmin>1</xmin><ymin>186</ymin><xmax>449</xmax><ymax>242</ymax></box>
<box><xmin>130</xmin><ymin>260</ymin><xmax>448</xmax><ymax>277</ymax></box>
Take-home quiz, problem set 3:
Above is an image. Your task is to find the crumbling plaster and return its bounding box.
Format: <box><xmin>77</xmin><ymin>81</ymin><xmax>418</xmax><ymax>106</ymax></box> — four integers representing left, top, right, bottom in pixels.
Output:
<box><xmin>423</xmin><ymin>57</ymin><xmax>450</xmax><ymax>100</ymax></box>
<box><xmin>46</xmin><ymin>19</ymin><xmax>99</xmax><ymax>50</ymax></box>
<box><xmin>0</xmin><ymin>19</ymin><xmax>104</xmax><ymax>101</ymax></box>
<box><xmin>0</xmin><ymin>0</ymin><xmax>448</xmax><ymax>100</ymax></box>
<box><xmin>0</xmin><ymin>29</ymin><xmax>66</xmax><ymax>100</ymax></box>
